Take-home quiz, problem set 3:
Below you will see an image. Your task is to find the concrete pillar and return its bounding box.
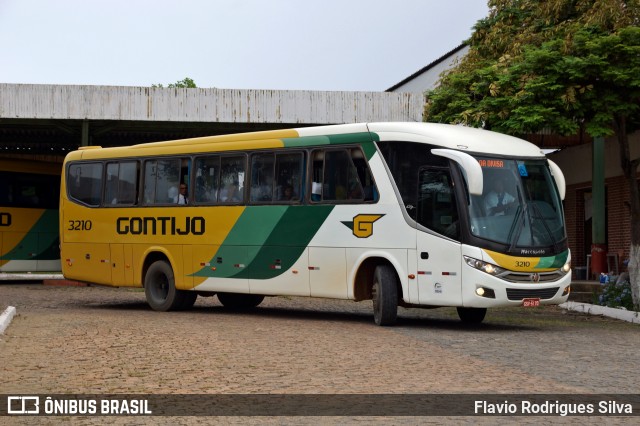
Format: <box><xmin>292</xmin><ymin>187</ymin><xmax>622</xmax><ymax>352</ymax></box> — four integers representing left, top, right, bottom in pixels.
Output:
<box><xmin>81</xmin><ymin>120</ymin><xmax>89</xmax><ymax>147</ymax></box>
<box><xmin>591</xmin><ymin>136</ymin><xmax>607</xmax><ymax>279</ymax></box>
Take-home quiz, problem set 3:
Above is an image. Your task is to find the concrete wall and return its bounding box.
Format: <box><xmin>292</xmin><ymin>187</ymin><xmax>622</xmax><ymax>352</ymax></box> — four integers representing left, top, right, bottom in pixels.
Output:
<box><xmin>0</xmin><ymin>84</ymin><xmax>424</xmax><ymax>124</ymax></box>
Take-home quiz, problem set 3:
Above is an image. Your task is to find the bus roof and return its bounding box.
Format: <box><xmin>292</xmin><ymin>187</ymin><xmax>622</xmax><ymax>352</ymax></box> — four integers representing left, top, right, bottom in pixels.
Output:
<box><xmin>365</xmin><ymin>122</ymin><xmax>545</xmax><ymax>158</ymax></box>
<box><xmin>64</xmin><ymin>122</ymin><xmax>546</xmax><ymax>162</ymax></box>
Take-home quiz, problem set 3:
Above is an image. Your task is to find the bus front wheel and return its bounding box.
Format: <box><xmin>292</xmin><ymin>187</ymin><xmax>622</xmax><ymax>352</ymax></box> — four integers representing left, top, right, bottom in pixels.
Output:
<box><xmin>372</xmin><ymin>265</ymin><xmax>398</xmax><ymax>326</ymax></box>
<box><xmin>144</xmin><ymin>260</ymin><xmax>196</xmax><ymax>311</ymax></box>
<box><xmin>456</xmin><ymin>307</ymin><xmax>487</xmax><ymax>324</ymax></box>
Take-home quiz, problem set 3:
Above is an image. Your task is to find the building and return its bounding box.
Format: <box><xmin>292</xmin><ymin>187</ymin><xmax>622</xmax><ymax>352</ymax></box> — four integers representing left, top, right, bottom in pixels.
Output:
<box><xmin>0</xmin><ymin>83</ymin><xmax>424</xmax><ymax>159</ymax></box>
<box><xmin>386</xmin><ymin>44</ymin><xmax>469</xmax><ymax>93</ymax></box>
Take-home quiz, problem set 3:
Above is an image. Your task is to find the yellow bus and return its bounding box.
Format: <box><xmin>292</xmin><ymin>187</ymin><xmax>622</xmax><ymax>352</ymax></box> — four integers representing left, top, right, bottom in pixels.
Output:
<box><xmin>60</xmin><ymin>123</ymin><xmax>571</xmax><ymax>325</ymax></box>
<box><xmin>0</xmin><ymin>159</ymin><xmax>62</xmax><ymax>276</ymax></box>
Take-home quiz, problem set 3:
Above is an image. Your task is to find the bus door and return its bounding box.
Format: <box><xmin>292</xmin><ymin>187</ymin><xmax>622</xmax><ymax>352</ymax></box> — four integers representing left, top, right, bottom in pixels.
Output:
<box><xmin>415</xmin><ymin>167</ymin><xmax>463</xmax><ymax>306</ymax></box>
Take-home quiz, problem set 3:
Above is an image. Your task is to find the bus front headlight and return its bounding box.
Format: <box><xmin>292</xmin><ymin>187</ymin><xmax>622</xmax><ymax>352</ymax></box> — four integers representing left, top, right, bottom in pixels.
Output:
<box><xmin>464</xmin><ymin>256</ymin><xmax>506</xmax><ymax>276</ymax></box>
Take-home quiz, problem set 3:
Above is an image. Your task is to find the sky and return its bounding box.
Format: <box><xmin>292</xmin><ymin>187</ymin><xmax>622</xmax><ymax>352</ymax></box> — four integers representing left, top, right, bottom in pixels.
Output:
<box><xmin>0</xmin><ymin>0</ymin><xmax>490</xmax><ymax>92</ymax></box>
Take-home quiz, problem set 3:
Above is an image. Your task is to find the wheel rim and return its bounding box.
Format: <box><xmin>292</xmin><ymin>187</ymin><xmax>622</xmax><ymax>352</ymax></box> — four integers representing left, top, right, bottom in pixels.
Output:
<box><xmin>150</xmin><ymin>272</ymin><xmax>168</xmax><ymax>302</ymax></box>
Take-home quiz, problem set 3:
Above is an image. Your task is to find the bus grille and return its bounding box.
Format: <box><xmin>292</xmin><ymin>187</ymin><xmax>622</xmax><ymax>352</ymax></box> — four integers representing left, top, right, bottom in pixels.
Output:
<box><xmin>501</xmin><ymin>271</ymin><xmax>563</xmax><ymax>284</ymax></box>
<box><xmin>506</xmin><ymin>287</ymin><xmax>560</xmax><ymax>301</ymax></box>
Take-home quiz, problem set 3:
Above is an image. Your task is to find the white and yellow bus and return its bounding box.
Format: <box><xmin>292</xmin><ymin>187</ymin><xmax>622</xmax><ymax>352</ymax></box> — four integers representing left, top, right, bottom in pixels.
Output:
<box><xmin>60</xmin><ymin>123</ymin><xmax>571</xmax><ymax>325</ymax></box>
<box><xmin>1</xmin><ymin>159</ymin><xmax>62</xmax><ymax>277</ymax></box>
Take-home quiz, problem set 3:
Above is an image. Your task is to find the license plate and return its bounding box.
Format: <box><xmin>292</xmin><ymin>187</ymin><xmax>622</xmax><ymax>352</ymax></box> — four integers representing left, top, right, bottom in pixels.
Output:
<box><xmin>522</xmin><ymin>298</ymin><xmax>540</xmax><ymax>307</ymax></box>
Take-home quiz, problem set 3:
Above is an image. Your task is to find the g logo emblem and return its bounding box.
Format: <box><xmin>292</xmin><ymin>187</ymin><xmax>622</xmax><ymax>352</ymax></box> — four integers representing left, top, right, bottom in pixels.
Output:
<box><xmin>342</xmin><ymin>214</ymin><xmax>385</xmax><ymax>238</ymax></box>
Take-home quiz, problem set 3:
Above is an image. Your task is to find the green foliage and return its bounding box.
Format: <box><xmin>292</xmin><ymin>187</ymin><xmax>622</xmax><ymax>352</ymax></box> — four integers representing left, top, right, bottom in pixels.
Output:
<box><xmin>152</xmin><ymin>77</ymin><xmax>197</xmax><ymax>88</ymax></box>
<box><xmin>425</xmin><ymin>1</ymin><xmax>640</xmax><ymax>139</ymax></box>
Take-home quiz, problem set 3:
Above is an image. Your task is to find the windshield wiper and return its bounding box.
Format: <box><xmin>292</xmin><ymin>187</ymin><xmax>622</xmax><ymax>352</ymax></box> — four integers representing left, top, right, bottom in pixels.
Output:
<box><xmin>506</xmin><ymin>205</ymin><xmax>522</xmax><ymax>248</ymax></box>
<box><xmin>530</xmin><ymin>201</ymin><xmax>555</xmax><ymax>246</ymax></box>
<box><xmin>507</xmin><ymin>186</ymin><xmax>527</xmax><ymax>252</ymax></box>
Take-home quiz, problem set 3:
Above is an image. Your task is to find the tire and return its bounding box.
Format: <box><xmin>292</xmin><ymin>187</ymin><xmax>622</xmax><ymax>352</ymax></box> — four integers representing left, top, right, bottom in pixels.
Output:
<box><xmin>372</xmin><ymin>265</ymin><xmax>398</xmax><ymax>326</ymax></box>
<box><xmin>456</xmin><ymin>307</ymin><xmax>487</xmax><ymax>324</ymax></box>
<box><xmin>217</xmin><ymin>292</ymin><xmax>264</xmax><ymax>309</ymax></box>
<box><xmin>144</xmin><ymin>260</ymin><xmax>196</xmax><ymax>311</ymax></box>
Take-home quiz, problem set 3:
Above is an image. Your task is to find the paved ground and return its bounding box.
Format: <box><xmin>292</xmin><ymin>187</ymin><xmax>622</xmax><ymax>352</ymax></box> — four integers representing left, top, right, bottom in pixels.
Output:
<box><xmin>0</xmin><ymin>283</ymin><xmax>638</xmax><ymax>424</ymax></box>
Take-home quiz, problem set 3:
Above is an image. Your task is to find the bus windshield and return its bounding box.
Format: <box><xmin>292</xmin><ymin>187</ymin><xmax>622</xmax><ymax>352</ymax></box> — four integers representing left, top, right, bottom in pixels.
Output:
<box><xmin>468</xmin><ymin>156</ymin><xmax>566</xmax><ymax>250</ymax></box>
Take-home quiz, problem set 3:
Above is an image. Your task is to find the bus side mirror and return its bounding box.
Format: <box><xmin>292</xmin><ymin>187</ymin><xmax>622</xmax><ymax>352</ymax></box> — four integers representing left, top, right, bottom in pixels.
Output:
<box><xmin>431</xmin><ymin>149</ymin><xmax>483</xmax><ymax>196</ymax></box>
<box><xmin>547</xmin><ymin>159</ymin><xmax>566</xmax><ymax>200</ymax></box>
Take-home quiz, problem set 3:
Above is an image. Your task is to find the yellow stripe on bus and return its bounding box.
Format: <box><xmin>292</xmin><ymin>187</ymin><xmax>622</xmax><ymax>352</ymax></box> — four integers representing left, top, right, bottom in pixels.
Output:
<box><xmin>69</xmin><ymin>130</ymin><xmax>301</xmax><ymax>161</ymax></box>
<box><xmin>482</xmin><ymin>249</ymin><xmax>557</xmax><ymax>273</ymax></box>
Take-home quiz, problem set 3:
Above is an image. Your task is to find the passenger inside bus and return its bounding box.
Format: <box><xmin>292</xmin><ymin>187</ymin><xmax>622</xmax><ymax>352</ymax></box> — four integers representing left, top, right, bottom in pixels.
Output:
<box><xmin>279</xmin><ymin>184</ymin><xmax>295</xmax><ymax>201</ymax></box>
<box><xmin>220</xmin><ymin>182</ymin><xmax>241</xmax><ymax>202</ymax></box>
<box><xmin>484</xmin><ymin>177</ymin><xmax>515</xmax><ymax>216</ymax></box>
<box><xmin>175</xmin><ymin>183</ymin><xmax>189</xmax><ymax>205</ymax></box>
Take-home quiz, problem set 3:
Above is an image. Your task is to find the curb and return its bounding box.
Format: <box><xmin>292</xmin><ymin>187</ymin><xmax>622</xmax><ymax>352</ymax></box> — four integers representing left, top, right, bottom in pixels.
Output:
<box><xmin>560</xmin><ymin>301</ymin><xmax>640</xmax><ymax>324</ymax></box>
<box><xmin>0</xmin><ymin>272</ymin><xmax>64</xmax><ymax>281</ymax></box>
<box><xmin>0</xmin><ymin>306</ymin><xmax>17</xmax><ymax>334</ymax></box>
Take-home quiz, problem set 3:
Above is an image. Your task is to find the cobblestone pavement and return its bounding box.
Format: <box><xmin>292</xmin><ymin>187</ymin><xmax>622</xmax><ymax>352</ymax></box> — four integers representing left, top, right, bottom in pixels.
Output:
<box><xmin>1</xmin><ymin>283</ymin><xmax>638</xmax><ymax>425</ymax></box>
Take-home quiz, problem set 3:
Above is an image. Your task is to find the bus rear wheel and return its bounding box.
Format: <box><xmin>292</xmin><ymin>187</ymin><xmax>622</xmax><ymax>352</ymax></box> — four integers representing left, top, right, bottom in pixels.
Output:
<box><xmin>372</xmin><ymin>265</ymin><xmax>398</xmax><ymax>326</ymax></box>
<box><xmin>144</xmin><ymin>260</ymin><xmax>196</xmax><ymax>311</ymax></box>
<box><xmin>217</xmin><ymin>292</ymin><xmax>264</xmax><ymax>309</ymax></box>
<box><xmin>456</xmin><ymin>307</ymin><xmax>487</xmax><ymax>324</ymax></box>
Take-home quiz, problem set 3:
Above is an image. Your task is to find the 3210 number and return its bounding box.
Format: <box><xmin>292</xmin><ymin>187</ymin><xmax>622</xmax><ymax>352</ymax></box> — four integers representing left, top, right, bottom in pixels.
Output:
<box><xmin>67</xmin><ymin>220</ymin><xmax>92</xmax><ymax>231</ymax></box>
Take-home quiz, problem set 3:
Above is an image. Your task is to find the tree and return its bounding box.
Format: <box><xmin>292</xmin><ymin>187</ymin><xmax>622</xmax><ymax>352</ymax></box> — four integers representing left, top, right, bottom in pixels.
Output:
<box><xmin>152</xmin><ymin>77</ymin><xmax>197</xmax><ymax>88</ymax></box>
<box><xmin>425</xmin><ymin>0</ymin><xmax>640</xmax><ymax>308</ymax></box>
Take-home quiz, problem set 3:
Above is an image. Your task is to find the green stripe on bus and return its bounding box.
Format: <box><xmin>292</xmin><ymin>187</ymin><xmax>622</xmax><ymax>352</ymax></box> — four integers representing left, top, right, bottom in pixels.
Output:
<box><xmin>241</xmin><ymin>205</ymin><xmax>334</xmax><ymax>279</ymax></box>
<box><xmin>360</xmin><ymin>140</ymin><xmax>378</xmax><ymax>161</ymax></box>
<box><xmin>282</xmin><ymin>132</ymin><xmax>378</xmax><ymax>161</ymax></box>
<box><xmin>192</xmin><ymin>205</ymin><xmax>334</xmax><ymax>279</ymax></box>
<box><xmin>219</xmin><ymin>206</ymin><xmax>288</xmax><ymax>246</ymax></box>
<box><xmin>192</xmin><ymin>206</ymin><xmax>287</xmax><ymax>278</ymax></box>
<box><xmin>535</xmin><ymin>250</ymin><xmax>569</xmax><ymax>269</ymax></box>
<box><xmin>0</xmin><ymin>210</ymin><xmax>60</xmax><ymax>260</ymax></box>
<box><xmin>282</xmin><ymin>132</ymin><xmax>373</xmax><ymax>148</ymax></box>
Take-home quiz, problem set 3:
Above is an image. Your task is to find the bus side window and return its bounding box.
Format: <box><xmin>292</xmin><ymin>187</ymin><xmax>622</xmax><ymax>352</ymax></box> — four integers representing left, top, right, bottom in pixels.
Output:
<box><xmin>119</xmin><ymin>162</ymin><xmax>138</xmax><ymax>205</ymax></box>
<box><xmin>351</xmin><ymin>148</ymin><xmax>378</xmax><ymax>202</ymax></box>
<box><xmin>275</xmin><ymin>152</ymin><xmax>303</xmax><ymax>203</ymax></box>
<box><xmin>68</xmin><ymin>163</ymin><xmax>103</xmax><ymax>207</ymax></box>
<box><xmin>106</xmin><ymin>161</ymin><xmax>138</xmax><ymax>206</ymax></box>
<box><xmin>180</xmin><ymin>158</ymin><xmax>191</xmax><ymax>204</ymax></box>
<box><xmin>143</xmin><ymin>158</ymin><xmax>181</xmax><ymax>205</ymax></box>
<box><xmin>1</xmin><ymin>171</ymin><xmax>60</xmax><ymax>209</ymax></box>
<box><xmin>417</xmin><ymin>167</ymin><xmax>460</xmax><ymax>240</ymax></box>
<box><xmin>0</xmin><ymin>174</ymin><xmax>10</xmax><ymax>205</ymax></box>
<box><xmin>194</xmin><ymin>155</ymin><xmax>220</xmax><ymax>203</ymax></box>
<box><xmin>310</xmin><ymin>148</ymin><xmax>366</xmax><ymax>203</ymax></box>
<box><xmin>311</xmin><ymin>151</ymin><xmax>324</xmax><ymax>202</ymax></box>
<box><xmin>219</xmin><ymin>155</ymin><xmax>246</xmax><ymax>203</ymax></box>
<box><xmin>250</xmin><ymin>153</ymin><xmax>275</xmax><ymax>202</ymax></box>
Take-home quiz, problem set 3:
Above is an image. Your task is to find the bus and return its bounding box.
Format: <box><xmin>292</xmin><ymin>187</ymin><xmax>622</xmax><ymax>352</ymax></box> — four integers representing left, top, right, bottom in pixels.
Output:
<box><xmin>59</xmin><ymin>122</ymin><xmax>571</xmax><ymax>325</ymax></box>
<box><xmin>1</xmin><ymin>159</ymin><xmax>62</xmax><ymax>277</ymax></box>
